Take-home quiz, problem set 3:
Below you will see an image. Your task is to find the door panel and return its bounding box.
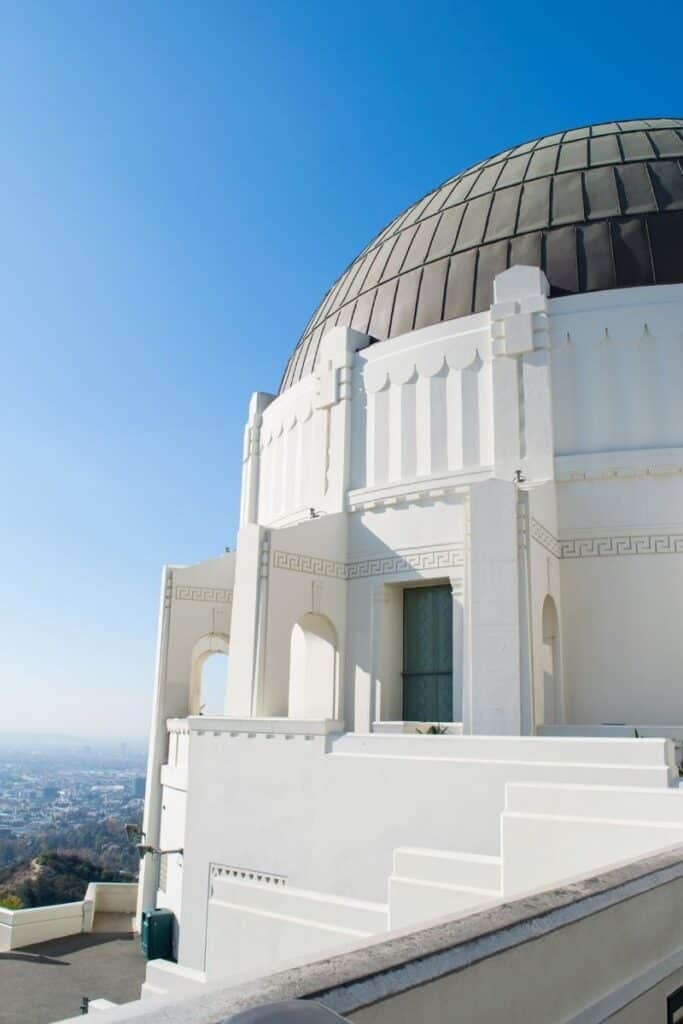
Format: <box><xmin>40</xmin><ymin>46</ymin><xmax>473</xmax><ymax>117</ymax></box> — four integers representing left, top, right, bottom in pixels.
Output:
<box><xmin>402</xmin><ymin>585</ymin><xmax>453</xmax><ymax>721</ymax></box>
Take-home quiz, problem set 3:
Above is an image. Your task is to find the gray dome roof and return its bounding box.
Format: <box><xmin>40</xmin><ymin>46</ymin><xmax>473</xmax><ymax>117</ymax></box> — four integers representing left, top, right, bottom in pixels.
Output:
<box><xmin>281</xmin><ymin>118</ymin><xmax>683</xmax><ymax>391</ymax></box>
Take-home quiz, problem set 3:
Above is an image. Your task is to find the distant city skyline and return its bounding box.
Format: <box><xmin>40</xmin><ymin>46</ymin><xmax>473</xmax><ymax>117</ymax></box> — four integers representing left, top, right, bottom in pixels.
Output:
<box><xmin>0</xmin><ymin>731</ymin><xmax>148</xmax><ymax>748</ymax></box>
<box><xmin>2</xmin><ymin>0</ymin><xmax>681</xmax><ymax>735</ymax></box>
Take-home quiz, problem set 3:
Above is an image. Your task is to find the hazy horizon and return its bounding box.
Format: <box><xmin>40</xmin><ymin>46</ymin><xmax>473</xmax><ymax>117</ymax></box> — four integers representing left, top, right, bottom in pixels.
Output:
<box><xmin>0</xmin><ymin>729</ymin><xmax>148</xmax><ymax>747</ymax></box>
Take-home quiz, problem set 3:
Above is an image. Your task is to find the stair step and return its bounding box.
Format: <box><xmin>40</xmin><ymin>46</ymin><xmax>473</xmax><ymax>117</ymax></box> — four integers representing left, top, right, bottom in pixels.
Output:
<box><xmin>393</xmin><ymin>847</ymin><xmax>501</xmax><ymax>891</ymax></box>
<box><xmin>505</xmin><ymin>782</ymin><xmax>683</xmax><ymax>824</ymax></box>
<box><xmin>388</xmin><ymin>874</ymin><xmax>499</xmax><ymax>930</ymax></box>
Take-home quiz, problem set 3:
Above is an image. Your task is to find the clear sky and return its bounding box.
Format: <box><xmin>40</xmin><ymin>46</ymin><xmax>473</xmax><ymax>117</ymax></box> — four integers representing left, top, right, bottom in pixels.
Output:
<box><xmin>0</xmin><ymin>1</ymin><xmax>680</xmax><ymax>739</ymax></box>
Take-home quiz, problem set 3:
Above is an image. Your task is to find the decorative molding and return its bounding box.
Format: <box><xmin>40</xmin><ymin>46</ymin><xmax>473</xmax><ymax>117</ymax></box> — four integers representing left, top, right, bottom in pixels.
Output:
<box><xmin>557</xmin><ymin>465</ymin><xmax>683</xmax><ymax>483</ymax></box>
<box><xmin>166</xmin><ymin>720</ymin><xmax>190</xmax><ymax>735</ymax></box>
<box><xmin>555</xmin><ymin>447</ymin><xmax>683</xmax><ymax>484</ymax></box>
<box><xmin>260</xmin><ymin>535</ymin><xmax>271</xmax><ymax>579</ymax></box>
<box><xmin>348</xmin><ymin>468</ymin><xmax>490</xmax><ymax>513</ymax></box>
<box><xmin>517</xmin><ymin>499</ymin><xmax>529</xmax><ymax>553</ymax></box>
<box><xmin>272</xmin><ymin>544</ymin><xmax>464</xmax><ymax>580</ymax></box>
<box><xmin>363</xmin><ymin>331</ymin><xmax>490</xmax><ymax>393</ymax></box>
<box><xmin>210</xmin><ymin>863</ymin><xmax>286</xmax><ymax>897</ymax></box>
<box><xmin>174</xmin><ymin>586</ymin><xmax>233</xmax><ymax>604</ymax></box>
<box><xmin>529</xmin><ymin>518</ymin><xmax>561</xmax><ymax>558</ymax></box>
<box><xmin>349</xmin><ymin>547</ymin><xmax>463</xmax><ymax>579</ymax></box>
<box><xmin>560</xmin><ymin>533</ymin><xmax>683</xmax><ymax>558</ymax></box>
<box><xmin>163</xmin><ymin>569</ymin><xmax>174</xmax><ymax>610</ymax></box>
<box><xmin>530</xmin><ymin>518</ymin><xmax>683</xmax><ymax>559</ymax></box>
<box><xmin>273</xmin><ymin>551</ymin><xmax>346</xmax><ymax>579</ymax></box>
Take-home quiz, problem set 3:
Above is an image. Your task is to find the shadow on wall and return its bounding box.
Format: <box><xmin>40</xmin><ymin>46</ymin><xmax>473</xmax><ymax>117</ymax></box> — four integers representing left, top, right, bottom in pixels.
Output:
<box><xmin>288</xmin><ymin>614</ymin><xmax>338</xmax><ymax>719</ymax></box>
<box><xmin>542</xmin><ymin>594</ymin><xmax>561</xmax><ymax>725</ymax></box>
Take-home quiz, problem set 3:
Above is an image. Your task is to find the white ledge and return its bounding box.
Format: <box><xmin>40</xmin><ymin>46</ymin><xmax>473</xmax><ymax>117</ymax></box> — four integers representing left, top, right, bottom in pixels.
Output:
<box><xmin>166</xmin><ymin>717</ymin><xmax>344</xmax><ymax>737</ymax></box>
<box><xmin>348</xmin><ymin>468</ymin><xmax>491</xmax><ymax>510</ymax></box>
<box><xmin>372</xmin><ymin>721</ymin><xmax>464</xmax><ymax>735</ymax></box>
<box><xmin>555</xmin><ymin>446</ymin><xmax>683</xmax><ymax>483</ymax></box>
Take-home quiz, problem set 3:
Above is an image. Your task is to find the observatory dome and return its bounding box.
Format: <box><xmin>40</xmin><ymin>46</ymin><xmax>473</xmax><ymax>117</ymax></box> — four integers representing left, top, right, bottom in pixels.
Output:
<box><xmin>281</xmin><ymin>118</ymin><xmax>683</xmax><ymax>391</ymax></box>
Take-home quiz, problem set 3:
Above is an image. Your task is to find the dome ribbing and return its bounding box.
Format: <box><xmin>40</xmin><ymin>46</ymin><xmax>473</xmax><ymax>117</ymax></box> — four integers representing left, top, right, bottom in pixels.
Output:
<box><xmin>281</xmin><ymin>118</ymin><xmax>683</xmax><ymax>391</ymax></box>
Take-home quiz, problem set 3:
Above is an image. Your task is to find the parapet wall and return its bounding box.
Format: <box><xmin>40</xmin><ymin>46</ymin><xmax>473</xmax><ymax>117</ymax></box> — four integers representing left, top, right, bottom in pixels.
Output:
<box><xmin>55</xmin><ymin>848</ymin><xmax>683</xmax><ymax>1024</ymax></box>
<box><xmin>0</xmin><ymin>881</ymin><xmax>138</xmax><ymax>952</ymax></box>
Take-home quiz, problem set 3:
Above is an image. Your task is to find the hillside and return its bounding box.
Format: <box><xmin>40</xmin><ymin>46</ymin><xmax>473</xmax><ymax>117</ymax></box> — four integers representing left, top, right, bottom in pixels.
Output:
<box><xmin>0</xmin><ymin>817</ymin><xmax>141</xmax><ymax>875</ymax></box>
<box><xmin>0</xmin><ymin>852</ymin><xmax>134</xmax><ymax>909</ymax></box>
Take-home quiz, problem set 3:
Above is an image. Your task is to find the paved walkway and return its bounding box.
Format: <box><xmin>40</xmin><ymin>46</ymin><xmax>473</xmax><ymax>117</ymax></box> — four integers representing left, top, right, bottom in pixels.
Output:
<box><xmin>0</xmin><ymin>930</ymin><xmax>146</xmax><ymax>1024</ymax></box>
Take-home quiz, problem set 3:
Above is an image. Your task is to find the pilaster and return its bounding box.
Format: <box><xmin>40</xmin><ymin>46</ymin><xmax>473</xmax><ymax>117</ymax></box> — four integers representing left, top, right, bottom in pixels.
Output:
<box><xmin>240</xmin><ymin>392</ymin><xmax>274</xmax><ymax>526</ymax></box>
<box><xmin>224</xmin><ymin>524</ymin><xmax>267</xmax><ymax>716</ymax></box>
<box><xmin>489</xmin><ymin>266</ymin><xmax>554</xmax><ymax>483</ymax></box>
<box><xmin>466</xmin><ymin>479</ymin><xmax>522</xmax><ymax>735</ymax></box>
<box><xmin>314</xmin><ymin>327</ymin><xmax>370</xmax><ymax>513</ymax></box>
<box><xmin>136</xmin><ymin>565</ymin><xmax>174</xmax><ymax>924</ymax></box>
<box><xmin>450</xmin><ymin>576</ymin><xmax>465</xmax><ymax>722</ymax></box>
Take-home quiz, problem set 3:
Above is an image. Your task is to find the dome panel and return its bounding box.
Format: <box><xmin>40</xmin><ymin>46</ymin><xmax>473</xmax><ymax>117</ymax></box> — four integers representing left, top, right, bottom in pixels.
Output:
<box><xmin>281</xmin><ymin>118</ymin><xmax>683</xmax><ymax>391</ymax></box>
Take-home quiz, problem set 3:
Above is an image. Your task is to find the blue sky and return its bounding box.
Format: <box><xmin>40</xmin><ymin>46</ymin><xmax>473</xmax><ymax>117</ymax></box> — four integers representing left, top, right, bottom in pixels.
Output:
<box><xmin>1</xmin><ymin>1</ymin><xmax>680</xmax><ymax>738</ymax></box>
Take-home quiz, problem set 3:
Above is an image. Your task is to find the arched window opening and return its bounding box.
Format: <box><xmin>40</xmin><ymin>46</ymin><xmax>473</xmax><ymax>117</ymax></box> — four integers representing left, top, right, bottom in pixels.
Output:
<box><xmin>288</xmin><ymin>613</ymin><xmax>337</xmax><ymax>720</ymax></box>
<box><xmin>189</xmin><ymin>634</ymin><xmax>230</xmax><ymax>716</ymax></box>
<box><xmin>198</xmin><ymin>652</ymin><xmax>229</xmax><ymax>716</ymax></box>
<box><xmin>541</xmin><ymin>596</ymin><xmax>561</xmax><ymax>725</ymax></box>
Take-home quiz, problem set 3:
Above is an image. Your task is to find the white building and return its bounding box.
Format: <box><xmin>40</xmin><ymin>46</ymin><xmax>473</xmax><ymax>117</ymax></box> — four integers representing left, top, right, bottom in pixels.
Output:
<box><xmin>136</xmin><ymin>118</ymin><xmax>683</xmax><ymax>1012</ymax></box>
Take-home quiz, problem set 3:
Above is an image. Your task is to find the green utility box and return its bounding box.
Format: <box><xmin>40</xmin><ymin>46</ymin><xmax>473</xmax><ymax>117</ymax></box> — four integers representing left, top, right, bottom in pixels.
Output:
<box><xmin>140</xmin><ymin>908</ymin><xmax>174</xmax><ymax>961</ymax></box>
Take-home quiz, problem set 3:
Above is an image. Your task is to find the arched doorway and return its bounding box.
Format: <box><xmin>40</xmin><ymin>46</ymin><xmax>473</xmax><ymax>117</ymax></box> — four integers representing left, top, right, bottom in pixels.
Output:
<box><xmin>189</xmin><ymin>634</ymin><xmax>230</xmax><ymax>716</ymax></box>
<box><xmin>288</xmin><ymin>614</ymin><xmax>337</xmax><ymax>720</ymax></box>
<box><xmin>541</xmin><ymin>596</ymin><xmax>561</xmax><ymax>725</ymax></box>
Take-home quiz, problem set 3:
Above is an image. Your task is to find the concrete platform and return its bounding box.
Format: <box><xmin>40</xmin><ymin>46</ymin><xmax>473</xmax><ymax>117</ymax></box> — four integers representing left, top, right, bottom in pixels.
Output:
<box><xmin>0</xmin><ymin>928</ymin><xmax>146</xmax><ymax>1024</ymax></box>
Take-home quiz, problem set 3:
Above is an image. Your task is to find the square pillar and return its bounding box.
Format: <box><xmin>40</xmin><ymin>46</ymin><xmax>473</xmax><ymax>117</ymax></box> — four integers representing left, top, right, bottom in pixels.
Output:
<box><xmin>239</xmin><ymin>392</ymin><xmax>274</xmax><ymax>526</ymax></box>
<box><xmin>489</xmin><ymin>266</ymin><xmax>553</xmax><ymax>484</ymax></box>
<box><xmin>225</xmin><ymin>524</ymin><xmax>267</xmax><ymax>716</ymax></box>
<box><xmin>314</xmin><ymin>327</ymin><xmax>370</xmax><ymax>513</ymax></box>
<box><xmin>466</xmin><ymin>479</ymin><xmax>523</xmax><ymax>735</ymax></box>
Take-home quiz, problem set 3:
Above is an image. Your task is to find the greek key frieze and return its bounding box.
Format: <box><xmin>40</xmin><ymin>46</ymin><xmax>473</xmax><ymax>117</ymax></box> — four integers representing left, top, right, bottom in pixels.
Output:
<box><xmin>530</xmin><ymin>518</ymin><xmax>683</xmax><ymax>559</ymax></box>
<box><xmin>529</xmin><ymin>518</ymin><xmax>562</xmax><ymax>558</ymax></box>
<box><xmin>271</xmin><ymin>551</ymin><xmax>347</xmax><ymax>578</ymax></box>
<box><xmin>272</xmin><ymin>545</ymin><xmax>463</xmax><ymax>580</ymax></box>
<box><xmin>174</xmin><ymin>586</ymin><xmax>233</xmax><ymax>603</ymax></box>
<box><xmin>559</xmin><ymin>533</ymin><xmax>683</xmax><ymax>558</ymax></box>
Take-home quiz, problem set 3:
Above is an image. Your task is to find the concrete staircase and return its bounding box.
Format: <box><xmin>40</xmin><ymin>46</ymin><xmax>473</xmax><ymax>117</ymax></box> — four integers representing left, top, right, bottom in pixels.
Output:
<box><xmin>501</xmin><ymin>781</ymin><xmax>683</xmax><ymax>897</ymax></box>
<box><xmin>389</xmin><ymin>780</ymin><xmax>683</xmax><ymax>931</ymax></box>
<box><xmin>389</xmin><ymin>847</ymin><xmax>502</xmax><ymax>929</ymax></box>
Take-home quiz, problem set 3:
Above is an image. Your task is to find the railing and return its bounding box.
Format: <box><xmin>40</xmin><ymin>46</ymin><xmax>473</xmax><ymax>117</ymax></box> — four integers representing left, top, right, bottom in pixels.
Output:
<box><xmin>161</xmin><ymin>718</ymin><xmax>345</xmax><ymax>791</ymax></box>
<box><xmin>0</xmin><ymin>882</ymin><xmax>138</xmax><ymax>952</ymax></box>
<box><xmin>166</xmin><ymin>716</ymin><xmax>344</xmax><ymax>736</ymax></box>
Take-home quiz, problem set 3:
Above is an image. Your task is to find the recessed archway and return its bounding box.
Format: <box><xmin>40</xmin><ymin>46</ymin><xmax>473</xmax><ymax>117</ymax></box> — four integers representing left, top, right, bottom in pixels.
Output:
<box><xmin>189</xmin><ymin>634</ymin><xmax>230</xmax><ymax>716</ymax></box>
<box><xmin>288</xmin><ymin>613</ymin><xmax>338</xmax><ymax>720</ymax></box>
<box><xmin>541</xmin><ymin>596</ymin><xmax>561</xmax><ymax>725</ymax></box>
<box><xmin>198</xmin><ymin>652</ymin><xmax>229</xmax><ymax>716</ymax></box>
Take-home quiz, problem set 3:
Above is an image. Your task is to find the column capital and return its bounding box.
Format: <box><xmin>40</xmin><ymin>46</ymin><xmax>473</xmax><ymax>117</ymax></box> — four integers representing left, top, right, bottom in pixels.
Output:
<box><xmin>315</xmin><ymin>327</ymin><xmax>370</xmax><ymax>407</ymax></box>
<box><xmin>490</xmin><ymin>266</ymin><xmax>550</xmax><ymax>358</ymax></box>
<box><xmin>247</xmin><ymin>390</ymin><xmax>275</xmax><ymax>423</ymax></box>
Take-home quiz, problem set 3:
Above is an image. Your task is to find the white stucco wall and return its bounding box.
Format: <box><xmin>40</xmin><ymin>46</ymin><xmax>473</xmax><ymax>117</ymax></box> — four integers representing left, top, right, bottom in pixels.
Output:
<box><xmin>555</xmin><ymin>470</ymin><xmax>683</xmax><ymax>725</ymax></box>
<box><xmin>169</xmin><ymin>728</ymin><xmax>673</xmax><ymax>974</ymax></box>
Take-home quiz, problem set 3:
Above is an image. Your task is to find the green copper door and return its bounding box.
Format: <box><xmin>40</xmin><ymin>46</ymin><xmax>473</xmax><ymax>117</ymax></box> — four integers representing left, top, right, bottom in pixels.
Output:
<box><xmin>402</xmin><ymin>585</ymin><xmax>453</xmax><ymax>722</ymax></box>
